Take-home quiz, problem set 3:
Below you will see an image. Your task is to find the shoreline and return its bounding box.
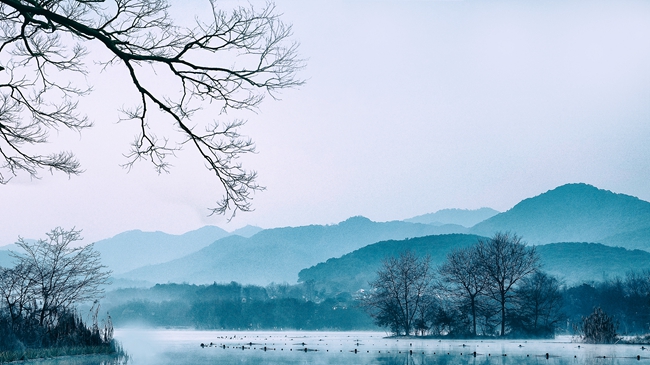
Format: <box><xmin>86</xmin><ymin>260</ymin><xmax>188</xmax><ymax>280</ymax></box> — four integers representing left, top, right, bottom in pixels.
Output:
<box><xmin>0</xmin><ymin>343</ymin><xmax>126</xmax><ymax>364</ymax></box>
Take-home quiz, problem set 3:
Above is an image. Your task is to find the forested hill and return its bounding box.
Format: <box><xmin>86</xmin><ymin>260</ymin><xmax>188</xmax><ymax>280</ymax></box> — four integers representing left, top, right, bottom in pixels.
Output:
<box><xmin>469</xmin><ymin>183</ymin><xmax>650</xmax><ymax>246</ymax></box>
<box><xmin>118</xmin><ymin>217</ymin><xmax>467</xmax><ymax>285</ymax></box>
<box><xmin>535</xmin><ymin>242</ymin><xmax>650</xmax><ymax>283</ymax></box>
<box><xmin>299</xmin><ymin>235</ymin><xmax>650</xmax><ymax>293</ymax></box>
<box><xmin>599</xmin><ymin>226</ymin><xmax>650</xmax><ymax>252</ymax></box>
<box><xmin>298</xmin><ymin>234</ymin><xmax>483</xmax><ymax>292</ymax></box>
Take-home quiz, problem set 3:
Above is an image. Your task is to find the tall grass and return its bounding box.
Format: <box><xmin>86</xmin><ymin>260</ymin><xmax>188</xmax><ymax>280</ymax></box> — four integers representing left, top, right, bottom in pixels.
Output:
<box><xmin>0</xmin><ymin>340</ymin><xmax>127</xmax><ymax>363</ymax></box>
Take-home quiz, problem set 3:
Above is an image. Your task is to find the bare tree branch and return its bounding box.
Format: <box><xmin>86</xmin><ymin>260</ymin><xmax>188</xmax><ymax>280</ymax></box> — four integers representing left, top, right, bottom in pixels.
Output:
<box><xmin>0</xmin><ymin>0</ymin><xmax>303</xmax><ymax>216</ymax></box>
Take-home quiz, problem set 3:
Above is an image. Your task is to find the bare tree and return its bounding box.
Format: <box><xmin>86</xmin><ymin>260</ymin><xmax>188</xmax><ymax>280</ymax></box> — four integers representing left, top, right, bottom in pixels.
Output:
<box><xmin>475</xmin><ymin>232</ymin><xmax>540</xmax><ymax>336</ymax></box>
<box><xmin>361</xmin><ymin>251</ymin><xmax>435</xmax><ymax>336</ymax></box>
<box><xmin>0</xmin><ymin>262</ymin><xmax>34</xmax><ymax>330</ymax></box>
<box><xmin>510</xmin><ymin>271</ymin><xmax>564</xmax><ymax>337</ymax></box>
<box><xmin>438</xmin><ymin>245</ymin><xmax>487</xmax><ymax>337</ymax></box>
<box><xmin>0</xmin><ymin>0</ymin><xmax>303</xmax><ymax>216</ymax></box>
<box><xmin>624</xmin><ymin>269</ymin><xmax>650</xmax><ymax>298</ymax></box>
<box><xmin>8</xmin><ymin>227</ymin><xmax>110</xmax><ymax>328</ymax></box>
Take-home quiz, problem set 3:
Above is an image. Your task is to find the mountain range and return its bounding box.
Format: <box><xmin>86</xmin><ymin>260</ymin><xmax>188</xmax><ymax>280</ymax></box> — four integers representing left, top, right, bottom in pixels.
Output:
<box><xmin>94</xmin><ymin>224</ymin><xmax>263</xmax><ymax>275</ymax></box>
<box><xmin>94</xmin><ymin>226</ymin><xmax>230</xmax><ymax>275</ymax></box>
<box><xmin>2</xmin><ymin>183</ymin><xmax>648</xmax><ymax>289</ymax></box>
<box><xmin>0</xmin><ymin>225</ymin><xmax>263</xmax><ymax>276</ymax></box>
<box><xmin>116</xmin><ymin>217</ymin><xmax>468</xmax><ymax>285</ymax></box>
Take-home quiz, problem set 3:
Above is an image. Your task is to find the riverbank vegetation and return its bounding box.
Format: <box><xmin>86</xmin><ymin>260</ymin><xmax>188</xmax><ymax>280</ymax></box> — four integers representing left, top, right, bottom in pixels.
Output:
<box><xmin>0</xmin><ymin>339</ymin><xmax>123</xmax><ymax>363</ymax></box>
<box><xmin>0</xmin><ymin>228</ymin><xmax>117</xmax><ymax>360</ymax></box>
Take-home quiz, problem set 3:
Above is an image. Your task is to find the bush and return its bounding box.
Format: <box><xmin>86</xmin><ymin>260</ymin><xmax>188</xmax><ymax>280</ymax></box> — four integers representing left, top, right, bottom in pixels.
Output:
<box><xmin>581</xmin><ymin>307</ymin><xmax>618</xmax><ymax>344</ymax></box>
<box><xmin>0</xmin><ymin>314</ymin><xmax>25</xmax><ymax>352</ymax></box>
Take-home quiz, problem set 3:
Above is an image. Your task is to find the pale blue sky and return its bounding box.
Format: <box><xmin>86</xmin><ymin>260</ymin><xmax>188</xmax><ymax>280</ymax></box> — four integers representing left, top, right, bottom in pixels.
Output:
<box><xmin>1</xmin><ymin>0</ymin><xmax>649</xmax><ymax>245</ymax></box>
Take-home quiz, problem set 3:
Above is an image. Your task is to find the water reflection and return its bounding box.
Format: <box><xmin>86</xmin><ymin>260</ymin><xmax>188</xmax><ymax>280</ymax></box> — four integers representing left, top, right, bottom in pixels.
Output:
<box><xmin>373</xmin><ymin>354</ymin><xmax>645</xmax><ymax>365</ymax></box>
<box><xmin>18</xmin><ymin>354</ymin><xmax>127</xmax><ymax>365</ymax></box>
<box><xmin>19</xmin><ymin>330</ymin><xmax>647</xmax><ymax>365</ymax></box>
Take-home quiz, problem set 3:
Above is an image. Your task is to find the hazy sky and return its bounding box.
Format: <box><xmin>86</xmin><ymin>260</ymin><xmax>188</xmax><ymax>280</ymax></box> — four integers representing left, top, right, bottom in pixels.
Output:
<box><xmin>1</xmin><ymin>0</ymin><xmax>649</xmax><ymax>245</ymax></box>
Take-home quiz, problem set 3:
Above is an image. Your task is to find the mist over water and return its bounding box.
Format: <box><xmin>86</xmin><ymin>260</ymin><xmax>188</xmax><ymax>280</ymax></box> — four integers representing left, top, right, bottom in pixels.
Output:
<box><xmin>108</xmin><ymin>330</ymin><xmax>647</xmax><ymax>365</ymax></box>
<box><xmin>10</xmin><ymin>329</ymin><xmax>648</xmax><ymax>364</ymax></box>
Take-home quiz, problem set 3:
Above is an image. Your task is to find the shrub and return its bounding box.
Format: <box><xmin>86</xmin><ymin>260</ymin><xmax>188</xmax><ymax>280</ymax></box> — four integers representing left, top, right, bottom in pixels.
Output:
<box><xmin>582</xmin><ymin>307</ymin><xmax>618</xmax><ymax>344</ymax></box>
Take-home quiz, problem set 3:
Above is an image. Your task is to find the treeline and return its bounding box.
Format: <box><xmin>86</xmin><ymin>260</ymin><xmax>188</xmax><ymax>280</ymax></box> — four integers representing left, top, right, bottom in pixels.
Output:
<box><xmin>360</xmin><ymin>232</ymin><xmax>650</xmax><ymax>340</ymax></box>
<box><xmin>102</xmin><ymin>233</ymin><xmax>650</xmax><ymax>339</ymax></box>
<box><xmin>107</xmin><ymin>282</ymin><xmax>373</xmax><ymax>330</ymax></box>
<box><xmin>563</xmin><ymin>272</ymin><xmax>650</xmax><ymax>335</ymax></box>
<box><xmin>0</xmin><ymin>228</ymin><xmax>115</xmax><ymax>355</ymax></box>
<box><xmin>105</xmin><ymin>272</ymin><xmax>650</xmax><ymax>340</ymax></box>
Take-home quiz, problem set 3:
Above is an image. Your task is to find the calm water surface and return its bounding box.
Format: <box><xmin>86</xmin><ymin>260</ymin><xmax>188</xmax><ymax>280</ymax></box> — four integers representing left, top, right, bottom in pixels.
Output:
<box><xmin>19</xmin><ymin>329</ymin><xmax>650</xmax><ymax>365</ymax></box>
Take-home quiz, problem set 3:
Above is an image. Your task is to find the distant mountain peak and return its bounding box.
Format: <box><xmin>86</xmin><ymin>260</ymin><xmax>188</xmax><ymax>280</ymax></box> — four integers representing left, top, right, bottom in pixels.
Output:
<box><xmin>94</xmin><ymin>225</ymin><xmax>231</xmax><ymax>275</ymax></box>
<box><xmin>339</xmin><ymin>216</ymin><xmax>373</xmax><ymax>225</ymax></box>
<box><xmin>230</xmin><ymin>225</ymin><xmax>263</xmax><ymax>238</ymax></box>
<box><xmin>470</xmin><ymin>183</ymin><xmax>650</xmax><ymax>245</ymax></box>
<box><xmin>532</xmin><ymin>183</ymin><xmax>614</xmax><ymax>199</ymax></box>
<box><xmin>405</xmin><ymin>207</ymin><xmax>499</xmax><ymax>227</ymax></box>
<box><xmin>506</xmin><ymin>183</ymin><xmax>646</xmax><ymax>214</ymax></box>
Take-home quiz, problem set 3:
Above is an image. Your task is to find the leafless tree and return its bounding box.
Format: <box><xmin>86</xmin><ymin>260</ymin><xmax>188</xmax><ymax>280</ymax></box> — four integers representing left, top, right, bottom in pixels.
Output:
<box><xmin>438</xmin><ymin>245</ymin><xmax>487</xmax><ymax>337</ymax></box>
<box><xmin>475</xmin><ymin>232</ymin><xmax>540</xmax><ymax>336</ymax></box>
<box><xmin>0</xmin><ymin>262</ymin><xmax>34</xmax><ymax>330</ymax></box>
<box><xmin>361</xmin><ymin>251</ymin><xmax>435</xmax><ymax>336</ymax></box>
<box><xmin>624</xmin><ymin>269</ymin><xmax>650</xmax><ymax>298</ymax></box>
<box><xmin>0</xmin><ymin>0</ymin><xmax>303</xmax><ymax>216</ymax></box>
<box><xmin>511</xmin><ymin>271</ymin><xmax>564</xmax><ymax>337</ymax></box>
<box><xmin>7</xmin><ymin>227</ymin><xmax>110</xmax><ymax>328</ymax></box>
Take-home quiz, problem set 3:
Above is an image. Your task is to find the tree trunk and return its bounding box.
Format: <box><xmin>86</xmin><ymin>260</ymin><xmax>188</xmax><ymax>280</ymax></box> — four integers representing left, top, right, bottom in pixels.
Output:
<box><xmin>471</xmin><ymin>296</ymin><xmax>477</xmax><ymax>336</ymax></box>
<box><xmin>500</xmin><ymin>292</ymin><xmax>506</xmax><ymax>336</ymax></box>
<box><xmin>39</xmin><ymin>296</ymin><xmax>48</xmax><ymax>327</ymax></box>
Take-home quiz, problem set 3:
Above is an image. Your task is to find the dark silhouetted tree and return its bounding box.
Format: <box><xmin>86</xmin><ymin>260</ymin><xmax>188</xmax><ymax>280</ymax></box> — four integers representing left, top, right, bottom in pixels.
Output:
<box><xmin>475</xmin><ymin>232</ymin><xmax>540</xmax><ymax>336</ymax></box>
<box><xmin>0</xmin><ymin>262</ymin><xmax>33</xmax><ymax>331</ymax></box>
<box><xmin>438</xmin><ymin>245</ymin><xmax>487</xmax><ymax>337</ymax></box>
<box><xmin>510</xmin><ymin>271</ymin><xmax>564</xmax><ymax>337</ymax></box>
<box><xmin>0</xmin><ymin>227</ymin><xmax>112</xmax><ymax>349</ymax></box>
<box><xmin>7</xmin><ymin>227</ymin><xmax>110</xmax><ymax>329</ymax></box>
<box><xmin>361</xmin><ymin>251</ymin><xmax>435</xmax><ymax>336</ymax></box>
<box><xmin>622</xmin><ymin>270</ymin><xmax>650</xmax><ymax>334</ymax></box>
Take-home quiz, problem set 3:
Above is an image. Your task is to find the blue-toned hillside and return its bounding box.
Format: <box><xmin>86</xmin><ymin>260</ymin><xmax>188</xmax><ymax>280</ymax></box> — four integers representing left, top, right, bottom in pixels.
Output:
<box><xmin>470</xmin><ymin>183</ymin><xmax>650</xmax><ymax>246</ymax></box>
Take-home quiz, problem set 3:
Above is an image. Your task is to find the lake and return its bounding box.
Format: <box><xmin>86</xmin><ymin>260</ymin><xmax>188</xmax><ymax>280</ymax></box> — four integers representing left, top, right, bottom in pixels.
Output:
<box><xmin>17</xmin><ymin>329</ymin><xmax>650</xmax><ymax>365</ymax></box>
